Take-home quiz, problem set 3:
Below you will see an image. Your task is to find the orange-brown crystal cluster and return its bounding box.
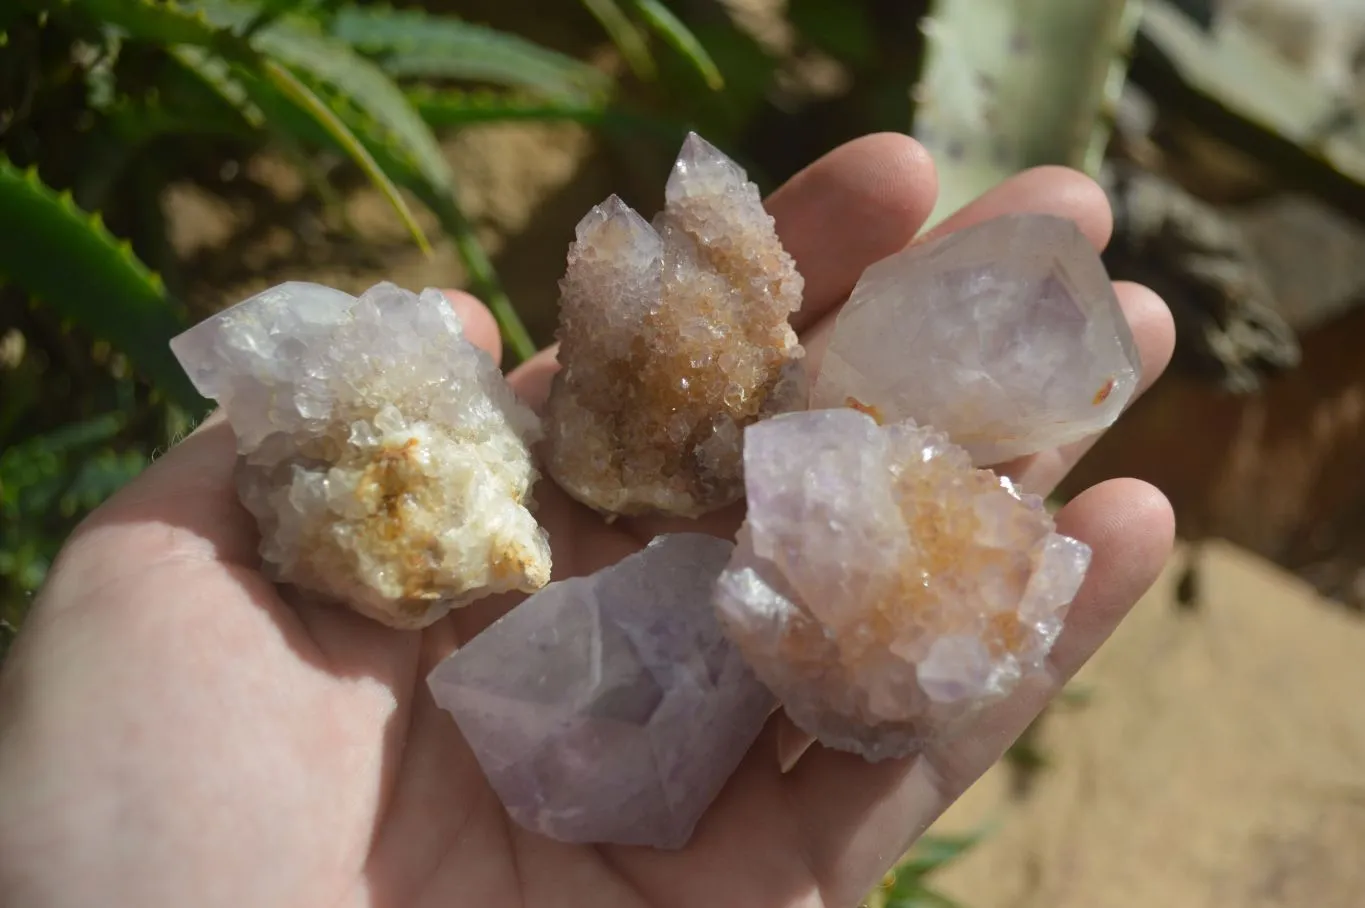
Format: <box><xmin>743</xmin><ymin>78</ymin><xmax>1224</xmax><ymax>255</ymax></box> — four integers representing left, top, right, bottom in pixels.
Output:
<box><xmin>544</xmin><ymin>133</ymin><xmax>806</xmax><ymax>518</ymax></box>
<box><xmin>715</xmin><ymin>409</ymin><xmax>1091</xmax><ymax>760</ymax></box>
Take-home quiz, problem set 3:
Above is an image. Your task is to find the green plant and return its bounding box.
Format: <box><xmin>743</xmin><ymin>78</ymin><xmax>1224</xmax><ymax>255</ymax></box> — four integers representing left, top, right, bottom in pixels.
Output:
<box><xmin>912</xmin><ymin>0</ymin><xmax>1140</xmax><ymax>228</ymax></box>
<box><xmin>1131</xmin><ymin>0</ymin><xmax>1365</xmax><ymax>212</ymax></box>
<box><xmin>864</xmin><ymin>830</ymin><xmax>985</xmax><ymax>908</ymax></box>
<box><xmin>0</xmin><ymin>0</ymin><xmax>718</xmax><ymax>631</ymax></box>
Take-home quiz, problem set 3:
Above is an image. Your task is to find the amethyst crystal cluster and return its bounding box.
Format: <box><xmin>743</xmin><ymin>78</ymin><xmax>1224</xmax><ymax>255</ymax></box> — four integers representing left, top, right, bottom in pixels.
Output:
<box><xmin>171</xmin><ymin>133</ymin><xmax>1138</xmax><ymax>850</ymax></box>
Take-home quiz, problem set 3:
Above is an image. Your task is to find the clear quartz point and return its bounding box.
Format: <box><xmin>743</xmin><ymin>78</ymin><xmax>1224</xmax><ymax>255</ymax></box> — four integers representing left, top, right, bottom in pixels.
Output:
<box><xmin>428</xmin><ymin>534</ymin><xmax>776</xmax><ymax>848</ymax></box>
<box><xmin>811</xmin><ymin>213</ymin><xmax>1140</xmax><ymax>465</ymax></box>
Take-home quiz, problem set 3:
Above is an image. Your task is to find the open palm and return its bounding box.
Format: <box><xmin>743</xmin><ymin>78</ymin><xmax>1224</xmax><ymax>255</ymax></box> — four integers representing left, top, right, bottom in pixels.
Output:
<box><xmin>0</xmin><ymin>135</ymin><xmax>1175</xmax><ymax>908</ymax></box>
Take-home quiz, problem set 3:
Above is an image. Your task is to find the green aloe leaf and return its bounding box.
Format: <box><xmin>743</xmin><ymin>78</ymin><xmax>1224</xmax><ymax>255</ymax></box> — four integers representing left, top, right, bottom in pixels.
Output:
<box><xmin>262</xmin><ymin>58</ymin><xmax>432</xmax><ymax>254</ymax></box>
<box><xmin>43</xmin><ymin>0</ymin><xmax>223</xmax><ymax>45</ymax></box>
<box><xmin>0</xmin><ymin>159</ymin><xmax>200</xmax><ymax>408</ymax></box>
<box><xmin>46</xmin><ymin>0</ymin><xmax>434</xmax><ymax>254</ymax></box>
<box><xmin>169</xmin><ymin>44</ymin><xmax>265</xmax><ymax>129</ymax></box>
<box><xmin>787</xmin><ymin>0</ymin><xmax>876</xmax><ymax>66</ymax></box>
<box><xmin>895</xmin><ymin>832</ymin><xmax>985</xmax><ymax>877</ymax></box>
<box><xmin>0</xmin><ymin>412</ymin><xmax>130</xmax><ymax>515</ymax></box>
<box><xmin>330</xmin><ymin>5</ymin><xmax>609</xmax><ymax>103</ymax></box>
<box><xmin>629</xmin><ymin>0</ymin><xmax>723</xmax><ymax>90</ymax></box>
<box><xmin>581</xmin><ymin>0</ymin><xmax>655</xmax><ymax>80</ymax></box>
<box><xmin>1135</xmin><ymin>0</ymin><xmax>1365</xmax><ymax>192</ymax></box>
<box><xmin>408</xmin><ymin>86</ymin><xmax>678</xmax><ymax>139</ymax></box>
<box><xmin>886</xmin><ymin>886</ymin><xmax>967</xmax><ymax>908</ymax></box>
<box><xmin>428</xmin><ymin>193</ymin><xmax>537</xmax><ymax>362</ymax></box>
<box><xmin>236</xmin><ymin>71</ymin><xmax>538</xmax><ymax>361</ymax></box>
<box><xmin>913</xmin><ymin>0</ymin><xmax>1139</xmax><ymax>228</ymax></box>
<box><xmin>189</xmin><ymin>0</ymin><xmax>445</xmax><ymax>251</ymax></box>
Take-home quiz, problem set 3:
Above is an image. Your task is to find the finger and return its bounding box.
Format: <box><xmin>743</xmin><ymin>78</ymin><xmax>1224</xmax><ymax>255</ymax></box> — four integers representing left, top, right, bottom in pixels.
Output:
<box><xmin>54</xmin><ymin>416</ymin><xmax>258</xmax><ymax>600</ymax></box>
<box><xmin>506</xmin><ymin>345</ymin><xmax>560</xmax><ymax>412</ymax></box>
<box><xmin>781</xmin><ymin>479</ymin><xmax>1174</xmax><ymax>907</ymax></box>
<box><xmin>996</xmin><ymin>282</ymin><xmax>1176</xmax><ymax>495</ymax></box>
<box><xmin>766</xmin><ymin>133</ymin><xmax>937</xmax><ymax>327</ymax></box>
<box><xmin>442</xmin><ymin>289</ymin><xmax>503</xmax><ymax>365</ymax></box>
<box><xmin>926</xmin><ymin>164</ymin><xmax>1113</xmax><ymax>251</ymax></box>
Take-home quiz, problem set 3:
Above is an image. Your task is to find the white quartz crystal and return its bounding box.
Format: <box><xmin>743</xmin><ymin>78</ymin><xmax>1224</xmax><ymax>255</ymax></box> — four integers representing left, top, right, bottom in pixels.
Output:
<box><xmin>170</xmin><ymin>281</ymin><xmax>550</xmax><ymax>629</ymax></box>
<box><xmin>714</xmin><ymin>409</ymin><xmax>1091</xmax><ymax>761</ymax></box>
<box><xmin>811</xmin><ymin>213</ymin><xmax>1140</xmax><ymax>465</ymax></box>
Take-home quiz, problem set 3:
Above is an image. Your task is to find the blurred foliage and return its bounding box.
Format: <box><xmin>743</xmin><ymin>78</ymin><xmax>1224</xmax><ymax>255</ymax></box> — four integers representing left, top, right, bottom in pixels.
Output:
<box><xmin>1003</xmin><ymin>682</ymin><xmax>1095</xmax><ymax>797</ymax></box>
<box><xmin>1131</xmin><ymin>0</ymin><xmax>1365</xmax><ymax>217</ymax></box>
<box><xmin>864</xmin><ymin>829</ymin><xmax>986</xmax><ymax>908</ymax></box>
<box><xmin>0</xmin><ymin>0</ymin><xmax>719</xmax><ymax>625</ymax></box>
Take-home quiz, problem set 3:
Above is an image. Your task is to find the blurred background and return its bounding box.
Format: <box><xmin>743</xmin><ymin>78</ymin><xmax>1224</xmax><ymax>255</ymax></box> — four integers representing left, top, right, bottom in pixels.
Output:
<box><xmin>2</xmin><ymin>1</ymin><xmax>1364</xmax><ymax>905</ymax></box>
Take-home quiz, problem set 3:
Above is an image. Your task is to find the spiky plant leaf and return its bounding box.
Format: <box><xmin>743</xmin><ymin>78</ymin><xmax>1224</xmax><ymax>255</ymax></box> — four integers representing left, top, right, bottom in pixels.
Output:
<box><xmin>913</xmin><ymin>0</ymin><xmax>1139</xmax><ymax>228</ymax></box>
<box><xmin>629</xmin><ymin>0</ymin><xmax>723</xmax><ymax>90</ymax></box>
<box><xmin>170</xmin><ymin>44</ymin><xmax>265</xmax><ymax>129</ymax></box>
<box><xmin>0</xmin><ymin>410</ymin><xmax>145</xmax><ymax>603</ymax></box>
<box><xmin>237</xmin><ymin>10</ymin><xmax>537</xmax><ymax>358</ymax></box>
<box><xmin>885</xmin><ymin>887</ymin><xmax>967</xmax><ymax>908</ymax></box>
<box><xmin>329</xmin><ymin>5</ymin><xmax>609</xmax><ymax>103</ymax></box>
<box><xmin>1136</xmin><ymin>0</ymin><xmax>1365</xmax><ymax>190</ymax></box>
<box><xmin>234</xmin><ymin>70</ymin><xmax>538</xmax><ymax>361</ymax></box>
<box><xmin>894</xmin><ymin>833</ymin><xmax>985</xmax><ymax>877</ymax></box>
<box><xmin>0</xmin><ymin>159</ymin><xmax>200</xmax><ymax>407</ymax></box>
<box><xmin>41</xmin><ymin>0</ymin><xmax>432</xmax><ymax>252</ymax></box>
<box><xmin>40</xmin><ymin>0</ymin><xmax>223</xmax><ymax>46</ymax></box>
<box><xmin>581</xmin><ymin>0</ymin><xmax>655</xmax><ymax>80</ymax></box>
<box><xmin>0</xmin><ymin>412</ymin><xmax>129</xmax><ymax>516</ymax></box>
<box><xmin>787</xmin><ymin>0</ymin><xmax>876</xmax><ymax>66</ymax></box>
<box><xmin>184</xmin><ymin>0</ymin><xmax>445</xmax><ymax>252</ymax></box>
<box><xmin>872</xmin><ymin>832</ymin><xmax>984</xmax><ymax>908</ymax></box>
<box><xmin>407</xmin><ymin>86</ymin><xmax>679</xmax><ymax>140</ymax></box>
<box><xmin>263</xmin><ymin>58</ymin><xmax>432</xmax><ymax>253</ymax></box>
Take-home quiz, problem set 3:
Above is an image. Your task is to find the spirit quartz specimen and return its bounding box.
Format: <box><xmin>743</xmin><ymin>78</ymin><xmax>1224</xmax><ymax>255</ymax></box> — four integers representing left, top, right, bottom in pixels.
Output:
<box><xmin>715</xmin><ymin>409</ymin><xmax>1091</xmax><ymax>761</ymax></box>
<box><xmin>170</xmin><ymin>281</ymin><xmax>551</xmax><ymax>629</ymax></box>
<box><xmin>544</xmin><ymin>133</ymin><xmax>807</xmax><ymax>518</ymax></box>
<box><xmin>810</xmin><ymin>214</ymin><xmax>1141</xmax><ymax>465</ymax></box>
<box><xmin>428</xmin><ymin>534</ymin><xmax>775</xmax><ymax>849</ymax></box>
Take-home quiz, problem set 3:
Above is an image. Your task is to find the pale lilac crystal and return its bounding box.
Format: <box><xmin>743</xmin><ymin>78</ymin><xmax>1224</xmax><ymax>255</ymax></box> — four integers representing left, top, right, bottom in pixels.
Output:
<box><xmin>427</xmin><ymin>534</ymin><xmax>776</xmax><ymax>849</ymax></box>
<box><xmin>170</xmin><ymin>281</ymin><xmax>550</xmax><ymax>629</ymax></box>
<box><xmin>714</xmin><ymin>409</ymin><xmax>1090</xmax><ymax>761</ymax></box>
<box><xmin>810</xmin><ymin>213</ymin><xmax>1140</xmax><ymax>465</ymax></box>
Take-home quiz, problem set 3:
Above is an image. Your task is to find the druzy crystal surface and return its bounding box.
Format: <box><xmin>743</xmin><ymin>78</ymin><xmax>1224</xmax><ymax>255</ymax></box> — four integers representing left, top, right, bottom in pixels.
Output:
<box><xmin>714</xmin><ymin>409</ymin><xmax>1091</xmax><ymax>761</ymax></box>
<box><xmin>544</xmin><ymin>132</ymin><xmax>806</xmax><ymax>518</ymax></box>
<box><xmin>170</xmin><ymin>281</ymin><xmax>550</xmax><ymax>629</ymax></box>
<box><xmin>428</xmin><ymin>534</ymin><xmax>775</xmax><ymax>848</ymax></box>
<box><xmin>810</xmin><ymin>213</ymin><xmax>1140</xmax><ymax>465</ymax></box>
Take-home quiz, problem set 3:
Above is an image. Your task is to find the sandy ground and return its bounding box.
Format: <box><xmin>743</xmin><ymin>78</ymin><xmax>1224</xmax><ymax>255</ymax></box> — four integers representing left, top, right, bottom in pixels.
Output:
<box><xmin>925</xmin><ymin>540</ymin><xmax>1365</xmax><ymax>908</ymax></box>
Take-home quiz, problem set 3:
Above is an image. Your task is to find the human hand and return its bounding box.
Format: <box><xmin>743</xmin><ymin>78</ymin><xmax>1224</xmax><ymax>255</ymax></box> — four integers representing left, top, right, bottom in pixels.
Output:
<box><xmin>0</xmin><ymin>134</ymin><xmax>1175</xmax><ymax>908</ymax></box>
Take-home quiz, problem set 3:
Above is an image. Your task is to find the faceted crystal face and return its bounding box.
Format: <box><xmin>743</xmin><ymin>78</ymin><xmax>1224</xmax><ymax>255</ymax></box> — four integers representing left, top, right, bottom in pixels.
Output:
<box><xmin>714</xmin><ymin>409</ymin><xmax>1091</xmax><ymax>761</ymax></box>
<box><xmin>170</xmin><ymin>281</ymin><xmax>551</xmax><ymax>629</ymax></box>
<box><xmin>544</xmin><ymin>132</ymin><xmax>807</xmax><ymax>518</ymax></box>
<box><xmin>428</xmin><ymin>534</ymin><xmax>776</xmax><ymax>849</ymax></box>
<box><xmin>811</xmin><ymin>213</ymin><xmax>1140</xmax><ymax>465</ymax></box>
